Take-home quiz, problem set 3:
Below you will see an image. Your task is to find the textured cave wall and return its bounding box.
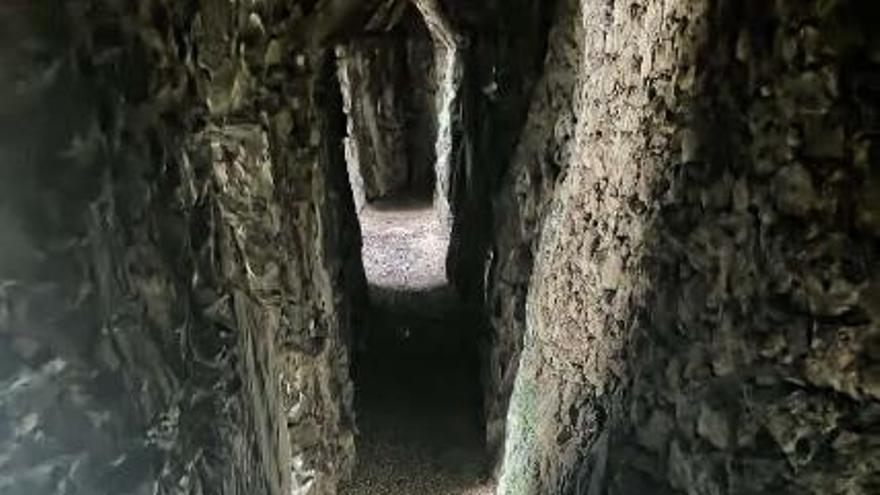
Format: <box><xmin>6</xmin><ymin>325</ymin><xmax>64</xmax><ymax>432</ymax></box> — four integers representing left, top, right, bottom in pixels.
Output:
<box><xmin>0</xmin><ymin>1</ymin><xmax>365</xmax><ymax>494</ymax></box>
<box><xmin>337</xmin><ymin>8</ymin><xmax>437</xmax><ymax>207</ymax></box>
<box><xmin>337</xmin><ymin>36</ymin><xmax>410</xmax><ymax>204</ymax></box>
<box><xmin>437</xmin><ymin>0</ymin><xmax>561</xmax><ymax>463</ymax></box>
<box><xmin>402</xmin><ymin>12</ymin><xmax>440</xmax><ymax>202</ymax></box>
<box><xmin>477</xmin><ymin>0</ymin><xmax>579</xmax><ymax>462</ymax></box>
<box><xmin>269</xmin><ymin>50</ymin><xmax>367</xmax><ymax>494</ymax></box>
<box><xmin>497</xmin><ymin>1</ymin><xmax>880</xmax><ymax>494</ymax></box>
<box><xmin>409</xmin><ymin>0</ymin><xmax>463</xmax><ymax>229</ymax></box>
<box><xmin>0</xmin><ymin>5</ymin><xmax>290</xmax><ymax>493</ymax></box>
<box><xmin>445</xmin><ymin>0</ymin><xmax>556</xmax><ymax>300</ymax></box>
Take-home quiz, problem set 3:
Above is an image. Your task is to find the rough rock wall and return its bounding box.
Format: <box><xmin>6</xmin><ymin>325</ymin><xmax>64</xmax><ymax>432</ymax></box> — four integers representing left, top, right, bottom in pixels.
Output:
<box><xmin>338</xmin><ymin>37</ymin><xmax>411</xmax><ymax>204</ymax></box>
<box><xmin>480</xmin><ymin>0</ymin><xmax>580</xmax><ymax>462</ymax></box>
<box><xmin>266</xmin><ymin>50</ymin><xmax>365</xmax><ymax>493</ymax></box>
<box><xmin>446</xmin><ymin>0</ymin><xmax>555</xmax><ymax>302</ymax></box>
<box><xmin>338</xmin><ymin>11</ymin><xmax>437</xmax><ymax>206</ymax></box>
<box><xmin>437</xmin><ymin>0</ymin><xmax>562</xmax><ymax>462</ymax></box>
<box><xmin>0</xmin><ymin>1</ymin><xmax>365</xmax><ymax>494</ymax></box>
<box><xmin>0</xmin><ymin>6</ymin><xmax>290</xmax><ymax>492</ymax></box>
<box><xmin>432</xmin><ymin>0</ymin><xmax>560</xmax><ymax>459</ymax></box>
<box><xmin>431</xmin><ymin>44</ymin><xmax>463</xmax><ymax>229</ymax></box>
<box><xmin>409</xmin><ymin>0</ymin><xmax>463</xmax><ymax>230</ymax></box>
<box><xmin>498</xmin><ymin>1</ymin><xmax>880</xmax><ymax>494</ymax></box>
<box><xmin>402</xmin><ymin>13</ymin><xmax>440</xmax><ymax>202</ymax></box>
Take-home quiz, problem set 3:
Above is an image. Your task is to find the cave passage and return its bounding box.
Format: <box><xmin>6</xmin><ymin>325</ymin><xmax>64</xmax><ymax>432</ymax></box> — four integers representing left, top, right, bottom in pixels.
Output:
<box><xmin>341</xmin><ymin>129</ymin><xmax>491</xmax><ymax>495</ymax></box>
<box><xmin>6</xmin><ymin>2</ymin><xmax>880</xmax><ymax>495</ymax></box>
<box><xmin>338</xmin><ymin>18</ymin><xmax>490</xmax><ymax>491</ymax></box>
<box><xmin>342</xmin><ymin>195</ymin><xmax>491</xmax><ymax>494</ymax></box>
<box><xmin>342</xmin><ymin>282</ymin><xmax>490</xmax><ymax>494</ymax></box>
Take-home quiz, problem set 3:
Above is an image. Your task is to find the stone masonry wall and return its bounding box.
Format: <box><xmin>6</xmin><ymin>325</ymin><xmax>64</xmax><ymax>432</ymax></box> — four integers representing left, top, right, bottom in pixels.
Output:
<box><xmin>498</xmin><ymin>0</ymin><xmax>880</xmax><ymax>494</ymax></box>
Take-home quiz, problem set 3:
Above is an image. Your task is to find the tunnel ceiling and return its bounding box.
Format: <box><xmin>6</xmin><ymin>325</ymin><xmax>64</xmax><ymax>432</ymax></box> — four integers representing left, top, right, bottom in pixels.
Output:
<box><xmin>306</xmin><ymin>0</ymin><xmax>488</xmax><ymax>42</ymax></box>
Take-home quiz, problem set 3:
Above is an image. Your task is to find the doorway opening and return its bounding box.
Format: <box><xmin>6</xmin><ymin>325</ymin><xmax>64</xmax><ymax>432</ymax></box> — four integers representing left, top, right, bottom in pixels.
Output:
<box><xmin>336</xmin><ymin>4</ymin><xmax>491</xmax><ymax>493</ymax></box>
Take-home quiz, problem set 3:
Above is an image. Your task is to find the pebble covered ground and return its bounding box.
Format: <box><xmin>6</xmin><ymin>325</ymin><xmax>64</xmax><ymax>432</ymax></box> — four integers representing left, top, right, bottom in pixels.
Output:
<box><xmin>357</xmin><ymin>201</ymin><xmax>449</xmax><ymax>290</ymax></box>
<box><xmin>341</xmin><ymin>308</ymin><xmax>494</xmax><ymax>495</ymax></box>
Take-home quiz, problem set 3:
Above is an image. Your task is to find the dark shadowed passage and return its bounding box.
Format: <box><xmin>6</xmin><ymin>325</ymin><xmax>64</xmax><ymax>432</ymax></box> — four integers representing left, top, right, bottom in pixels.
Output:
<box><xmin>342</xmin><ymin>286</ymin><xmax>491</xmax><ymax>494</ymax></box>
<box><xmin>335</xmin><ymin>6</ymin><xmax>493</xmax><ymax>490</ymax></box>
<box><xmin>341</xmin><ymin>152</ymin><xmax>490</xmax><ymax>495</ymax></box>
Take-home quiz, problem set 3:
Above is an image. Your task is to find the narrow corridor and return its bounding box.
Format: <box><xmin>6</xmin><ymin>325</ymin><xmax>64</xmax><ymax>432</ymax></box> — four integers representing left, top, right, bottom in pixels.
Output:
<box><xmin>342</xmin><ymin>203</ymin><xmax>491</xmax><ymax>494</ymax></box>
<box><xmin>342</xmin><ymin>288</ymin><xmax>490</xmax><ymax>494</ymax></box>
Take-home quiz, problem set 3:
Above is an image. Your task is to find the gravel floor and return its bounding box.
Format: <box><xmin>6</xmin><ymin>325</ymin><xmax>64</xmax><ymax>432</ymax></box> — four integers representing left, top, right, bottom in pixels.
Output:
<box><xmin>358</xmin><ymin>202</ymin><xmax>449</xmax><ymax>290</ymax></box>
<box><xmin>341</xmin><ymin>302</ymin><xmax>494</xmax><ymax>495</ymax></box>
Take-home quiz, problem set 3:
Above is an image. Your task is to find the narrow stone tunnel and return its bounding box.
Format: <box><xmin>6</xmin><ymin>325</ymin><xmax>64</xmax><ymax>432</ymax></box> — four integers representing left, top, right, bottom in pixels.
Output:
<box><xmin>343</xmin><ymin>287</ymin><xmax>488</xmax><ymax>493</ymax></box>
<box><xmin>2</xmin><ymin>1</ymin><xmax>880</xmax><ymax>495</ymax></box>
<box><xmin>337</xmin><ymin>12</ymin><xmax>490</xmax><ymax>489</ymax></box>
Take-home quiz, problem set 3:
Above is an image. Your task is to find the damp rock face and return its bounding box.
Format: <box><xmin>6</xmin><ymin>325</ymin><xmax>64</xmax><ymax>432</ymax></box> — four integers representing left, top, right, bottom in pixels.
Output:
<box><xmin>491</xmin><ymin>0</ymin><xmax>880</xmax><ymax>494</ymax></box>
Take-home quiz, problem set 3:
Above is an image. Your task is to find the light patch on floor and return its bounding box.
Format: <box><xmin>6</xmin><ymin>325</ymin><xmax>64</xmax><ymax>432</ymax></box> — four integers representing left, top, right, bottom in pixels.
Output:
<box><xmin>358</xmin><ymin>202</ymin><xmax>449</xmax><ymax>290</ymax></box>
